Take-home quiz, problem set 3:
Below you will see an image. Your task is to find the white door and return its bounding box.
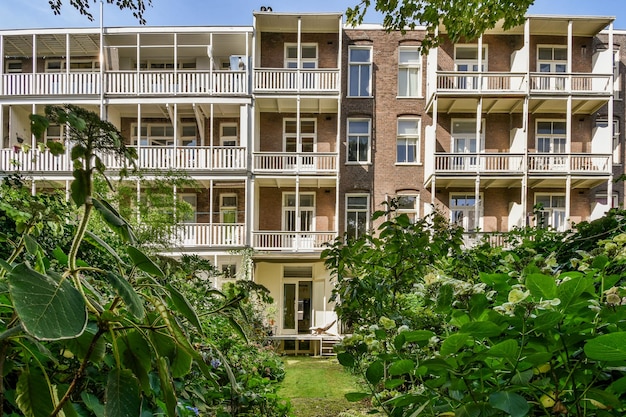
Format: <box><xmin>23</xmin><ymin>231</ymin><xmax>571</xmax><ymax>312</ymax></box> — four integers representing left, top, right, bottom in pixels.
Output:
<box><xmin>282</xmin><ymin>281</ymin><xmax>312</xmax><ymax>335</ymax></box>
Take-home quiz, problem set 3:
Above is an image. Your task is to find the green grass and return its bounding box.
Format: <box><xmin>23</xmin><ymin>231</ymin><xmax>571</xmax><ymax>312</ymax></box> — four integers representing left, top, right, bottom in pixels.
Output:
<box><xmin>278</xmin><ymin>356</ymin><xmax>371</xmax><ymax>417</ymax></box>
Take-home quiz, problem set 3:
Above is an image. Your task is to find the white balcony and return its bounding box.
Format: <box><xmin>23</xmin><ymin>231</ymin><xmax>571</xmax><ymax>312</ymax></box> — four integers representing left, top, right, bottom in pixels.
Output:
<box><xmin>252</xmin><ymin>231</ymin><xmax>336</xmax><ymax>251</ymax></box>
<box><xmin>529</xmin><ymin>73</ymin><xmax>612</xmax><ymax>94</ymax></box>
<box><xmin>436</xmin><ymin>72</ymin><xmax>527</xmax><ymax>94</ymax></box>
<box><xmin>253</xmin><ymin>152</ymin><xmax>337</xmax><ymax>174</ymax></box>
<box><xmin>254</xmin><ymin>69</ymin><xmax>339</xmax><ymax>93</ymax></box>
<box><xmin>528</xmin><ymin>154</ymin><xmax>611</xmax><ymax>173</ymax></box>
<box><xmin>0</xmin><ymin>148</ymin><xmax>70</xmax><ymax>173</ymax></box>
<box><xmin>1</xmin><ymin>73</ymin><xmax>101</xmax><ymax>96</ymax></box>
<box><xmin>177</xmin><ymin>223</ymin><xmax>246</xmax><ymax>247</ymax></box>
<box><xmin>103</xmin><ymin>146</ymin><xmax>247</xmax><ymax>171</ymax></box>
<box><xmin>434</xmin><ymin>153</ymin><xmax>525</xmax><ymax>173</ymax></box>
<box><xmin>105</xmin><ymin>71</ymin><xmax>247</xmax><ymax>95</ymax></box>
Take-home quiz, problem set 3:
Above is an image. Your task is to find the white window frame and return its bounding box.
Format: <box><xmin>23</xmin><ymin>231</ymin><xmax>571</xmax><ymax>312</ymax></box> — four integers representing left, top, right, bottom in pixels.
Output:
<box><xmin>5</xmin><ymin>60</ymin><xmax>22</xmax><ymax>73</ymax></box>
<box><xmin>346</xmin><ymin>118</ymin><xmax>371</xmax><ymax>164</ymax></box>
<box><xmin>348</xmin><ymin>46</ymin><xmax>372</xmax><ymax>97</ymax></box>
<box><xmin>396</xmin><ymin>117</ymin><xmax>421</xmax><ymax>164</ymax></box>
<box><xmin>450</xmin><ymin>193</ymin><xmax>483</xmax><ymax>232</ymax></box>
<box><xmin>220</xmin><ymin>123</ymin><xmax>238</xmax><ymax>146</ymax></box>
<box><xmin>220</xmin><ymin>193</ymin><xmax>238</xmax><ymax>223</ymax></box>
<box><xmin>535</xmin><ymin>119</ymin><xmax>567</xmax><ymax>169</ymax></box>
<box><xmin>284</xmin><ymin>43</ymin><xmax>318</xmax><ymax>69</ymax></box>
<box><xmin>282</xmin><ymin>192</ymin><xmax>316</xmax><ymax>232</ymax></box>
<box><xmin>535</xmin><ymin>194</ymin><xmax>566</xmax><ymax>231</ymax></box>
<box><xmin>454</xmin><ymin>45</ymin><xmax>487</xmax><ymax>90</ymax></box>
<box><xmin>537</xmin><ymin>45</ymin><xmax>568</xmax><ymax>72</ymax></box>
<box><xmin>595</xmin><ymin>192</ymin><xmax>618</xmax><ymax>209</ymax></box>
<box><xmin>596</xmin><ymin>118</ymin><xmax>620</xmax><ymax>164</ymax></box>
<box><xmin>614</xmin><ymin>49</ymin><xmax>621</xmax><ymax>99</ymax></box>
<box><xmin>221</xmin><ymin>264</ymin><xmax>237</xmax><ymax>279</ymax></box>
<box><xmin>346</xmin><ymin>194</ymin><xmax>370</xmax><ymax>240</ymax></box>
<box><xmin>451</xmin><ymin>118</ymin><xmax>485</xmax><ymax>170</ymax></box>
<box><xmin>396</xmin><ymin>194</ymin><xmax>419</xmax><ymax>222</ymax></box>
<box><xmin>397</xmin><ymin>46</ymin><xmax>422</xmax><ymax>97</ymax></box>
<box><xmin>283</xmin><ymin>118</ymin><xmax>317</xmax><ymax>152</ymax></box>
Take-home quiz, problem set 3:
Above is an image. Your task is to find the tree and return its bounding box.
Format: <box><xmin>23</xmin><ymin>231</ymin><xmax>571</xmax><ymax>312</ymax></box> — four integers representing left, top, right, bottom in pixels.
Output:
<box><xmin>347</xmin><ymin>0</ymin><xmax>536</xmax><ymax>50</ymax></box>
<box><xmin>48</xmin><ymin>0</ymin><xmax>152</xmax><ymax>24</ymax></box>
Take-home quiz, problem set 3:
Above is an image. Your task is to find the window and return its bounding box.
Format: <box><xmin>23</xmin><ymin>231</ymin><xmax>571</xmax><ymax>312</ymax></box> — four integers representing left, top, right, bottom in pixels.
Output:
<box><xmin>595</xmin><ymin>192</ymin><xmax>618</xmax><ymax>209</ymax></box>
<box><xmin>284</xmin><ymin>119</ymin><xmax>316</xmax><ymax>152</ymax></box>
<box><xmin>536</xmin><ymin>120</ymin><xmax>566</xmax><ymax>169</ymax></box>
<box><xmin>396</xmin><ymin>194</ymin><xmax>419</xmax><ymax>222</ymax></box>
<box><xmin>282</xmin><ymin>193</ymin><xmax>315</xmax><ymax>232</ymax></box>
<box><xmin>220</xmin><ymin>194</ymin><xmax>237</xmax><ymax>223</ymax></box>
<box><xmin>346</xmin><ymin>194</ymin><xmax>369</xmax><ymax>239</ymax></box>
<box><xmin>221</xmin><ymin>264</ymin><xmax>237</xmax><ymax>279</ymax></box>
<box><xmin>44</xmin><ymin>59</ymin><xmax>99</xmax><ymax>72</ymax></box>
<box><xmin>535</xmin><ymin>194</ymin><xmax>566</xmax><ymax>231</ymax></box>
<box><xmin>181</xmin><ymin>124</ymin><xmax>197</xmax><ymax>147</ymax></box>
<box><xmin>396</xmin><ymin>118</ymin><xmax>420</xmax><ymax>164</ymax></box>
<box><xmin>450</xmin><ymin>193</ymin><xmax>482</xmax><ymax>232</ymax></box>
<box><xmin>596</xmin><ymin>118</ymin><xmax>620</xmax><ymax>164</ymax></box>
<box><xmin>452</xmin><ymin>119</ymin><xmax>483</xmax><ymax>169</ymax></box>
<box><xmin>45</xmin><ymin>124</ymin><xmax>65</xmax><ymax>143</ymax></box>
<box><xmin>347</xmin><ymin>118</ymin><xmax>371</xmax><ymax>163</ymax></box>
<box><xmin>220</xmin><ymin>123</ymin><xmax>238</xmax><ymax>146</ymax></box>
<box><xmin>285</xmin><ymin>43</ymin><xmax>318</xmax><ymax>68</ymax></box>
<box><xmin>131</xmin><ymin>123</ymin><xmax>197</xmax><ymax>146</ymax></box>
<box><xmin>398</xmin><ymin>47</ymin><xmax>421</xmax><ymax>97</ymax></box>
<box><xmin>179</xmin><ymin>194</ymin><xmax>197</xmax><ymax>223</ymax></box>
<box><xmin>536</xmin><ymin>46</ymin><xmax>567</xmax><ymax>90</ymax></box>
<box><xmin>5</xmin><ymin>60</ymin><xmax>22</xmax><ymax>73</ymax></box>
<box><xmin>348</xmin><ymin>46</ymin><xmax>372</xmax><ymax>97</ymax></box>
<box><xmin>45</xmin><ymin>60</ymin><xmax>63</xmax><ymax>73</ymax></box>
<box><xmin>454</xmin><ymin>45</ymin><xmax>487</xmax><ymax>89</ymax></box>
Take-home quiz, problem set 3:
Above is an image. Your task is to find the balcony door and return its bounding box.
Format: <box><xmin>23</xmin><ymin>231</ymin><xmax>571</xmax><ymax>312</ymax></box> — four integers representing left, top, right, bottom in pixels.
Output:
<box><xmin>284</xmin><ymin>119</ymin><xmax>316</xmax><ymax>170</ymax></box>
<box><xmin>536</xmin><ymin>121</ymin><xmax>566</xmax><ymax>169</ymax></box>
<box><xmin>220</xmin><ymin>194</ymin><xmax>238</xmax><ymax>245</ymax></box>
<box><xmin>452</xmin><ymin>119</ymin><xmax>483</xmax><ymax>170</ymax></box>
<box><xmin>535</xmin><ymin>194</ymin><xmax>566</xmax><ymax>231</ymax></box>
<box><xmin>454</xmin><ymin>45</ymin><xmax>487</xmax><ymax>89</ymax></box>
<box><xmin>180</xmin><ymin>194</ymin><xmax>197</xmax><ymax>245</ymax></box>
<box><xmin>537</xmin><ymin>46</ymin><xmax>567</xmax><ymax>90</ymax></box>
<box><xmin>282</xmin><ymin>193</ymin><xmax>315</xmax><ymax>248</ymax></box>
<box><xmin>450</xmin><ymin>193</ymin><xmax>483</xmax><ymax>232</ymax></box>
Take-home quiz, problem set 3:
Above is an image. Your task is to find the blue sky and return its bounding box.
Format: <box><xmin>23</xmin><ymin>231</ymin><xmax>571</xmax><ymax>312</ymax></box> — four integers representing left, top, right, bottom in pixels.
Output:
<box><xmin>0</xmin><ymin>0</ymin><xmax>625</xmax><ymax>29</ymax></box>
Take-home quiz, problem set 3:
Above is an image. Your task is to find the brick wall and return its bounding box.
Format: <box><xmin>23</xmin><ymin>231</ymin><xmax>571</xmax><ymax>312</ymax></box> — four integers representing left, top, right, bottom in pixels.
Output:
<box><xmin>260</xmin><ymin>32</ymin><xmax>339</xmax><ymax>68</ymax></box>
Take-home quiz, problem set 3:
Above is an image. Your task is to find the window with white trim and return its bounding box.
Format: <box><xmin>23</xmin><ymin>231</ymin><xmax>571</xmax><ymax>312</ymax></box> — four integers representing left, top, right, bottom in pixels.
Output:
<box><xmin>396</xmin><ymin>194</ymin><xmax>419</xmax><ymax>222</ymax></box>
<box><xmin>535</xmin><ymin>194</ymin><xmax>566</xmax><ymax>231</ymax></box>
<box><xmin>347</xmin><ymin>118</ymin><xmax>371</xmax><ymax>163</ymax></box>
<box><xmin>537</xmin><ymin>46</ymin><xmax>567</xmax><ymax>90</ymax></box>
<box><xmin>596</xmin><ymin>118</ymin><xmax>620</xmax><ymax>164</ymax></box>
<box><xmin>450</xmin><ymin>193</ymin><xmax>482</xmax><ymax>232</ymax></box>
<box><xmin>131</xmin><ymin>123</ymin><xmax>197</xmax><ymax>146</ymax></box>
<box><xmin>282</xmin><ymin>193</ymin><xmax>315</xmax><ymax>232</ymax></box>
<box><xmin>536</xmin><ymin>120</ymin><xmax>566</xmax><ymax>169</ymax></box>
<box><xmin>45</xmin><ymin>124</ymin><xmax>65</xmax><ymax>143</ymax></box>
<box><xmin>221</xmin><ymin>264</ymin><xmax>237</xmax><ymax>279</ymax></box>
<box><xmin>398</xmin><ymin>47</ymin><xmax>421</xmax><ymax>97</ymax></box>
<box><xmin>5</xmin><ymin>60</ymin><xmax>22</xmax><ymax>73</ymax></box>
<box><xmin>348</xmin><ymin>46</ymin><xmax>372</xmax><ymax>97</ymax></box>
<box><xmin>454</xmin><ymin>45</ymin><xmax>487</xmax><ymax>89</ymax></box>
<box><xmin>220</xmin><ymin>194</ymin><xmax>238</xmax><ymax>223</ymax></box>
<box><xmin>220</xmin><ymin>123</ymin><xmax>238</xmax><ymax>146</ymax></box>
<box><xmin>285</xmin><ymin>43</ymin><xmax>318</xmax><ymax>69</ymax></box>
<box><xmin>595</xmin><ymin>192</ymin><xmax>618</xmax><ymax>209</ymax></box>
<box><xmin>44</xmin><ymin>59</ymin><xmax>100</xmax><ymax>72</ymax></box>
<box><xmin>451</xmin><ymin>119</ymin><xmax>483</xmax><ymax>169</ymax></box>
<box><xmin>284</xmin><ymin>119</ymin><xmax>316</xmax><ymax>152</ymax></box>
<box><xmin>346</xmin><ymin>194</ymin><xmax>369</xmax><ymax>239</ymax></box>
<box><xmin>396</xmin><ymin>118</ymin><xmax>420</xmax><ymax>164</ymax></box>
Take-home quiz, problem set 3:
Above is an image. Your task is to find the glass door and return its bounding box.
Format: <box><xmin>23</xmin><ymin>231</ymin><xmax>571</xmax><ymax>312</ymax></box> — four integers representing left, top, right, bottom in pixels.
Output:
<box><xmin>282</xmin><ymin>281</ymin><xmax>312</xmax><ymax>335</ymax></box>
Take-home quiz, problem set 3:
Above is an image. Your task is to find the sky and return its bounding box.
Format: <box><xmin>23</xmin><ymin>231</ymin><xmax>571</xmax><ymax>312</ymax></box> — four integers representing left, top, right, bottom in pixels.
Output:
<box><xmin>0</xmin><ymin>0</ymin><xmax>625</xmax><ymax>30</ymax></box>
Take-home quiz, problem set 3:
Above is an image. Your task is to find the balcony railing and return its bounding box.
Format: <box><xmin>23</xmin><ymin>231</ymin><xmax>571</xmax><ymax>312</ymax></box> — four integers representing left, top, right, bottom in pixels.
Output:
<box><xmin>529</xmin><ymin>73</ymin><xmax>612</xmax><ymax>94</ymax></box>
<box><xmin>436</xmin><ymin>72</ymin><xmax>526</xmax><ymax>93</ymax></box>
<box><xmin>0</xmin><ymin>145</ymin><xmax>247</xmax><ymax>173</ymax></box>
<box><xmin>253</xmin><ymin>152</ymin><xmax>337</xmax><ymax>174</ymax></box>
<box><xmin>433</xmin><ymin>153</ymin><xmax>612</xmax><ymax>174</ymax></box>
<box><xmin>254</xmin><ymin>68</ymin><xmax>339</xmax><ymax>93</ymax></box>
<box><xmin>252</xmin><ymin>231</ymin><xmax>336</xmax><ymax>251</ymax></box>
<box><xmin>1</xmin><ymin>73</ymin><xmax>101</xmax><ymax>96</ymax></box>
<box><xmin>176</xmin><ymin>223</ymin><xmax>246</xmax><ymax>247</ymax></box>
<box><xmin>105</xmin><ymin>70</ymin><xmax>247</xmax><ymax>95</ymax></box>
<box><xmin>434</xmin><ymin>153</ymin><xmax>525</xmax><ymax>172</ymax></box>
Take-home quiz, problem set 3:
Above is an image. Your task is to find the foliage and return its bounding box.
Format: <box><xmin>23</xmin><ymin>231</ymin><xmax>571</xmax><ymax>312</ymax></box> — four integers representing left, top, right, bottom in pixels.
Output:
<box><xmin>326</xmin><ymin>204</ymin><xmax>626</xmax><ymax>416</ymax></box>
<box><xmin>346</xmin><ymin>0</ymin><xmax>535</xmax><ymax>51</ymax></box>
<box><xmin>47</xmin><ymin>0</ymin><xmax>152</xmax><ymax>24</ymax></box>
<box><xmin>0</xmin><ymin>105</ymin><xmax>290</xmax><ymax>417</ymax></box>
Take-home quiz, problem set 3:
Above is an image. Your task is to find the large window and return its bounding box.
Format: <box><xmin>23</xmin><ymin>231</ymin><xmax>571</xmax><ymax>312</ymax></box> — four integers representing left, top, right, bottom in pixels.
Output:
<box><xmin>536</xmin><ymin>120</ymin><xmax>566</xmax><ymax>169</ymax></box>
<box><xmin>131</xmin><ymin>123</ymin><xmax>197</xmax><ymax>146</ymax></box>
<box><xmin>398</xmin><ymin>47</ymin><xmax>421</xmax><ymax>97</ymax></box>
<box><xmin>396</xmin><ymin>194</ymin><xmax>419</xmax><ymax>222</ymax></box>
<box><xmin>535</xmin><ymin>194</ymin><xmax>566</xmax><ymax>231</ymax></box>
<box><xmin>220</xmin><ymin>123</ymin><xmax>238</xmax><ymax>146</ymax></box>
<box><xmin>282</xmin><ymin>193</ymin><xmax>315</xmax><ymax>232</ymax></box>
<box><xmin>346</xmin><ymin>194</ymin><xmax>369</xmax><ymax>240</ymax></box>
<box><xmin>347</xmin><ymin>119</ymin><xmax>371</xmax><ymax>163</ymax></box>
<box><xmin>348</xmin><ymin>46</ymin><xmax>372</xmax><ymax>97</ymax></box>
<box><xmin>451</xmin><ymin>119</ymin><xmax>483</xmax><ymax>169</ymax></box>
<box><xmin>450</xmin><ymin>193</ymin><xmax>482</xmax><ymax>232</ymax></box>
<box><xmin>396</xmin><ymin>118</ymin><xmax>420</xmax><ymax>164</ymax></box>
<box><xmin>536</xmin><ymin>46</ymin><xmax>567</xmax><ymax>90</ymax></box>
<box><xmin>284</xmin><ymin>119</ymin><xmax>316</xmax><ymax>152</ymax></box>
<box><xmin>454</xmin><ymin>45</ymin><xmax>487</xmax><ymax>89</ymax></box>
<box><xmin>220</xmin><ymin>194</ymin><xmax>238</xmax><ymax>223</ymax></box>
<box><xmin>285</xmin><ymin>43</ymin><xmax>318</xmax><ymax>68</ymax></box>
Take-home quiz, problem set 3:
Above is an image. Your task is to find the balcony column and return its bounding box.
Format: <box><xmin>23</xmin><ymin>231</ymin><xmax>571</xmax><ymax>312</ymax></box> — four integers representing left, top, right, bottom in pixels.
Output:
<box><xmin>209</xmin><ymin>179</ymin><xmax>214</xmax><ymax>245</ymax></box>
<box><xmin>174</xmin><ymin>33</ymin><xmax>178</xmax><ymax>96</ymax></box>
<box><xmin>209</xmin><ymin>33</ymin><xmax>213</xmax><ymax>94</ymax></box>
<box><xmin>136</xmin><ymin>180</ymin><xmax>140</xmax><ymax>224</ymax></box>
<box><xmin>297</xmin><ymin>17</ymin><xmax>302</xmax><ymax>92</ymax></box>
<box><xmin>137</xmin><ymin>103</ymin><xmax>142</xmax><ymax>167</ymax></box>
<box><xmin>474</xmin><ymin>176</ymin><xmax>480</xmax><ymax>231</ymax></box>
<box><xmin>65</xmin><ymin>33</ymin><xmax>70</xmax><ymax>95</ymax></box>
<box><xmin>173</xmin><ymin>103</ymin><xmax>178</xmax><ymax>165</ymax></box>
<box><xmin>209</xmin><ymin>103</ymin><xmax>214</xmax><ymax>169</ymax></box>
<box><xmin>0</xmin><ymin>35</ymin><xmax>4</xmax><ymax>96</ymax></box>
<box><xmin>31</xmin><ymin>103</ymin><xmax>36</xmax><ymax>150</ymax></box>
<box><xmin>135</xmin><ymin>33</ymin><xmax>140</xmax><ymax>95</ymax></box>
<box><xmin>239</xmin><ymin>104</ymin><xmax>248</xmax><ymax>149</ymax></box>
<box><xmin>477</xmin><ymin>35</ymin><xmax>483</xmax><ymax>90</ymax></box>
<box><xmin>31</xmin><ymin>34</ymin><xmax>36</xmax><ymax>95</ymax></box>
<box><xmin>431</xmin><ymin>176</ymin><xmax>436</xmax><ymax>205</ymax></box>
<box><xmin>476</xmin><ymin>97</ymin><xmax>483</xmax><ymax>174</ymax></box>
<box><xmin>567</xmin><ymin>20</ymin><xmax>573</xmax><ymax>90</ymax></box>
<box><xmin>31</xmin><ymin>180</ymin><xmax>35</xmax><ymax>197</ymax></box>
<box><xmin>65</xmin><ymin>180</ymin><xmax>70</xmax><ymax>202</ymax></box>
<box><xmin>565</xmin><ymin>176</ymin><xmax>571</xmax><ymax>230</ymax></box>
<box><xmin>0</xmin><ymin>104</ymin><xmax>3</xmax><ymax>150</ymax></box>
<box><xmin>99</xmin><ymin>0</ymin><xmax>104</xmax><ymax>114</ymax></box>
<box><xmin>521</xmin><ymin>175</ymin><xmax>527</xmax><ymax>226</ymax></box>
<box><xmin>566</xmin><ymin>96</ymin><xmax>572</xmax><ymax>171</ymax></box>
<box><xmin>607</xmin><ymin>174</ymin><xmax>614</xmax><ymax>209</ymax></box>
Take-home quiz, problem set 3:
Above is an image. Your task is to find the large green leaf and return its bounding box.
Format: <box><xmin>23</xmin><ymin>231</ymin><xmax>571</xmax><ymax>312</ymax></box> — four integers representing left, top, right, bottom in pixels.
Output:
<box><xmin>92</xmin><ymin>198</ymin><xmax>136</xmax><ymax>243</ymax></box>
<box><xmin>558</xmin><ymin>276</ymin><xmax>594</xmax><ymax>311</ymax></box>
<box><xmin>459</xmin><ymin>321</ymin><xmax>503</xmax><ymax>338</ymax></box>
<box><xmin>156</xmin><ymin>357</ymin><xmax>177</xmax><ymax>417</ymax></box>
<box><xmin>337</xmin><ymin>352</ymin><xmax>356</xmax><ymax>368</ymax></box>
<box><xmin>585</xmin><ymin>332</ymin><xmax>626</xmax><ymax>361</ymax></box>
<box><xmin>64</xmin><ymin>327</ymin><xmax>106</xmax><ymax>362</ymax></box>
<box><xmin>71</xmin><ymin>169</ymin><xmax>89</xmax><ymax>207</ymax></box>
<box><xmin>440</xmin><ymin>333</ymin><xmax>469</xmax><ymax>356</ymax></box>
<box><xmin>485</xmin><ymin>339</ymin><xmax>518</xmax><ymax>360</ymax></box>
<box><xmin>120</xmin><ymin>330</ymin><xmax>152</xmax><ymax>393</ymax></box>
<box><xmin>166</xmin><ymin>284</ymin><xmax>202</xmax><ymax>332</ymax></box>
<box><xmin>525</xmin><ymin>274</ymin><xmax>557</xmax><ymax>300</ymax></box>
<box><xmin>388</xmin><ymin>359</ymin><xmax>415</xmax><ymax>376</ymax></box>
<box><xmin>105</xmin><ymin>368</ymin><xmax>141</xmax><ymax>417</ymax></box>
<box><xmin>345</xmin><ymin>392</ymin><xmax>371</xmax><ymax>402</ymax></box>
<box><xmin>489</xmin><ymin>391</ymin><xmax>530</xmax><ymax>417</ymax></box>
<box><xmin>84</xmin><ymin>231</ymin><xmax>126</xmax><ymax>265</ymax></box>
<box><xmin>81</xmin><ymin>392</ymin><xmax>105</xmax><ymax>417</ymax></box>
<box><xmin>127</xmin><ymin>246</ymin><xmax>164</xmax><ymax>278</ymax></box>
<box><xmin>15</xmin><ymin>368</ymin><xmax>60</xmax><ymax>417</ymax></box>
<box><xmin>103</xmin><ymin>272</ymin><xmax>145</xmax><ymax>320</ymax></box>
<box><xmin>9</xmin><ymin>264</ymin><xmax>87</xmax><ymax>340</ymax></box>
<box><xmin>366</xmin><ymin>360</ymin><xmax>385</xmax><ymax>385</ymax></box>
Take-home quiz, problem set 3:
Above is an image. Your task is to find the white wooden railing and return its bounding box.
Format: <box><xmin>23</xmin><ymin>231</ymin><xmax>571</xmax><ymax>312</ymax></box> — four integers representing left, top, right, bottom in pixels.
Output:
<box><xmin>105</xmin><ymin>70</ymin><xmax>247</xmax><ymax>95</ymax></box>
<box><xmin>100</xmin><ymin>146</ymin><xmax>246</xmax><ymax>171</ymax></box>
<box><xmin>529</xmin><ymin>73</ymin><xmax>612</xmax><ymax>93</ymax></box>
<box><xmin>1</xmin><ymin>73</ymin><xmax>101</xmax><ymax>96</ymax></box>
<box><xmin>254</xmin><ymin>69</ymin><xmax>339</xmax><ymax>92</ymax></box>
<box><xmin>528</xmin><ymin>153</ymin><xmax>611</xmax><ymax>173</ymax></box>
<box><xmin>252</xmin><ymin>231</ymin><xmax>336</xmax><ymax>251</ymax></box>
<box><xmin>436</xmin><ymin>72</ymin><xmax>526</xmax><ymax>93</ymax></box>
<box><xmin>0</xmin><ymin>148</ymin><xmax>71</xmax><ymax>172</ymax></box>
<box><xmin>434</xmin><ymin>153</ymin><xmax>525</xmax><ymax>172</ymax></box>
<box><xmin>253</xmin><ymin>152</ymin><xmax>337</xmax><ymax>174</ymax></box>
<box><xmin>176</xmin><ymin>223</ymin><xmax>246</xmax><ymax>247</ymax></box>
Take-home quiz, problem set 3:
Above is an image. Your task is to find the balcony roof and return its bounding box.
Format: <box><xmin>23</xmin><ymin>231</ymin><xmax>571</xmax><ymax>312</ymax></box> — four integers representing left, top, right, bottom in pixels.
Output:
<box><xmin>254</xmin><ymin>12</ymin><xmax>342</xmax><ymax>33</ymax></box>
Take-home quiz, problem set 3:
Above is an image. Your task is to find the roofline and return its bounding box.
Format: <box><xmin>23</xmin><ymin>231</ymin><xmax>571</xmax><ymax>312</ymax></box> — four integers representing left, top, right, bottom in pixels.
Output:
<box><xmin>526</xmin><ymin>14</ymin><xmax>615</xmax><ymax>22</ymax></box>
<box><xmin>252</xmin><ymin>11</ymin><xmax>343</xmax><ymax>18</ymax></box>
<box><xmin>0</xmin><ymin>26</ymin><xmax>253</xmax><ymax>34</ymax></box>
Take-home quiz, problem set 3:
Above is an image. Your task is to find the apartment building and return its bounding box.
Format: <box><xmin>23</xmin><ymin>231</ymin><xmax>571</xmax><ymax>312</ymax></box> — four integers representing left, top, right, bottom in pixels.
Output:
<box><xmin>0</xmin><ymin>12</ymin><xmax>623</xmax><ymax>346</ymax></box>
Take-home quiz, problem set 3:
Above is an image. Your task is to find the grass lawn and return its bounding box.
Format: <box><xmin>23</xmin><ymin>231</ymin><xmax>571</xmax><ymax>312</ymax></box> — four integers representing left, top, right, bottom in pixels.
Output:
<box><xmin>278</xmin><ymin>356</ymin><xmax>371</xmax><ymax>417</ymax></box>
